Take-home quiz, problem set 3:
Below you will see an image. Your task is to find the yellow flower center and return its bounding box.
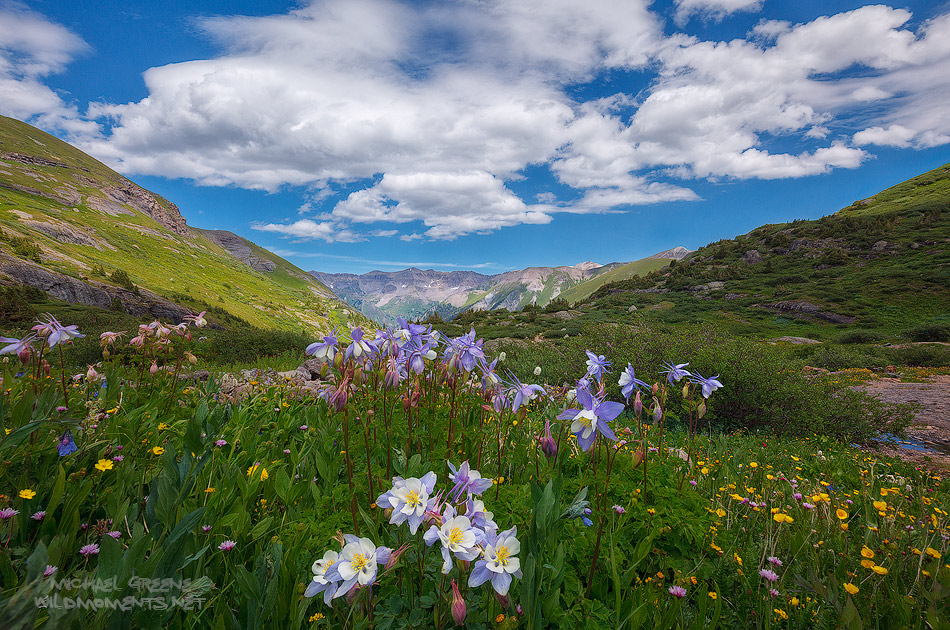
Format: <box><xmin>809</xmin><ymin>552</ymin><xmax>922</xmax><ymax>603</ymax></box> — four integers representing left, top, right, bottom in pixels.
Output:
<box><xmin>406</xmin><ymin>490</ymin><xmax>421</xmax><ymax>508</ymax></box>
<box><xmin>449</xmin><ymin>527</ymin><xmax>464</xmax><ymax>545</ymax></box>
<box><xmin>496</xmin><ymin>545</ymin><xmax>510</xmax><ymax>567</ymax></box>
<box><xmin>351</xmin><ymin>553</ymin><xmax>368</xmax><ymax>572</ymax></box>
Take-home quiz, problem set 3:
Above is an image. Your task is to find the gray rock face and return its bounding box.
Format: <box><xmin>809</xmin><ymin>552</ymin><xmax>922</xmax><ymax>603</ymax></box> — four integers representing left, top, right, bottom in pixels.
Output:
<box><xmin>761</xmin><ymin>300</ymin><xmax>857</xmax><ymax>324</ymax></box>
<box><xmin>296</xmin><ymin>358</ymin><xmax>324</xmax><ymax>381</ymax></box>
<box><xmin>99</xmin><ymin>183</ymin><xmax>189</xmax><ymax>236</ymax></box>
<box><xmin>203</xmin><ymin>229</ymin><xmax>278</xmax><ymax>272</ymax></box>
<box><xmin>742</xmin><ymin>249</ymin><xmax>763</xmax><ymax>264</ymax></box>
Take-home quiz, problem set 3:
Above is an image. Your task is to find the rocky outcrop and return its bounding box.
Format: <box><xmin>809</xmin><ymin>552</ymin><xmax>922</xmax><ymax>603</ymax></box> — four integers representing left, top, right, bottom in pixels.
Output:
<box><xmin>760</xmin><ymin>300</ymin><xmax>857</xmax><ymax>324</ymax></box>
<box><xmin>202</xmin><ymin>230</ymin><xmax>277</xmax><ymax>272</ymax></box>
<box><xmin>21</xmin><ymin>219</ymin><xmax>112</xmax><ymax>250</ymax></box>
<box><xmin>0</xmin><ymin>253</ymin><xmax>193</xmax><ymax>323</ymax></box>
<box><xmin>98</xmin><ymin>182</ymin><xmax>189</xmax><ymax>236</ymax></box>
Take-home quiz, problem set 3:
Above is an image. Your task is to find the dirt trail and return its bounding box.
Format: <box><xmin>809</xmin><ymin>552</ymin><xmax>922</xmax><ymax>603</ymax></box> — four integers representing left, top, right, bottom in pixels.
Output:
<box><xmin>854</xmin><ymin>375</ymin><xmax>950</xmax><ymax>471</ymax></box>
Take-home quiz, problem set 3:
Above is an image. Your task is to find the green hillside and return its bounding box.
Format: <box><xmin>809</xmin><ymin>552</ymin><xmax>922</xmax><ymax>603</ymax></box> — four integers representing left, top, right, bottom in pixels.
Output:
<box><xmin>0</xmin><ymin>115</ymin><xmax>366</xmax><ymax>333</ymax></box>
<box><xmin>557</xmin><ymin>257</ymin><xmax>671</xmax><ymax>304</ymax></box>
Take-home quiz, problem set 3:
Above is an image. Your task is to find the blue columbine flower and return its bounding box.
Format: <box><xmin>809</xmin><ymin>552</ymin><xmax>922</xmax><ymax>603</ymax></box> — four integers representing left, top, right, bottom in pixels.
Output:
<box><xmin>584</xmin><ymin>350</ymin><xmax>610</xmax><ymax>384</ymax></box>
<box><xmin>688</xmin><ymin>372</ymin><xmax>723</xmax><ymax>398</ymax></box>
<box><xmin>504</xmin><ymin>373</ymin><xmax>545</xmax><ymax>414</ymax></box>
<box><xmin>344</xmin><ymin>327</ymin><xmax>376</xmax><ymax>362</ymax></box>
<box><xmin>618</xmin><ymin>363</ymin><xmax>650</xmax><ymax>401</ymax></box>
<box><xmin>661</xmin><ymin>361</ymin><xmax>691</xmax><ymax>385</ymax></box>
<box><xmin>447</xmin><ymin>461</ymin><xmax>493</xmax><ymax>502</ymax></box>
<box><xmin>305</xmin><ymin>329</ymin><xmax>339</xmax><ymax>361</ymax></box>
<box><xmin>557</xmin><ymin>385</ymin><xmax>624</xmax><ymax>452</ymax></box>
<box><xmin>323</xmin><ymin>535</ymin><xmax>391</xmax><ymax>599</ymax></box>
<box><xmin>468</xmin><ymin>526</ymin><xmax>522</xmax><ymax>596</ymax></box>
<box><xmin>303</xmin><ymin>550</ymin><xmax>340</xmax><ymax>605</ymax></box>
<box><xmin>376</xmin><ymin>472</ymin><xmax>437</xmax><ymax>535</ymax></box>
<box><xmin>57</xmin><ymin>429</ymin><xmax>78</xmax><ymax>457</ymax></box>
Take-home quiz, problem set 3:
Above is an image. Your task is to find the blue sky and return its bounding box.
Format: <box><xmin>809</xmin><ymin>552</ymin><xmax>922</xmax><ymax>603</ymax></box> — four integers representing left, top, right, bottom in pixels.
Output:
<box><xmin>3</xmin><ymin>0</ymin><xmax>950</xmax><ymax>274</ymax></box>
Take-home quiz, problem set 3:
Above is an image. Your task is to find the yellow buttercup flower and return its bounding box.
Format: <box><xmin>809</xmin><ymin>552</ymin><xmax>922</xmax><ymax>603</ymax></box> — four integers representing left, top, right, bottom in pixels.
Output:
<box><xmin>861</xmin><ymin>559</ymin><xmax>876</xmax><ymax>569</ymax></box>
<box><xmin>95</xmin><ymin>459</ymin><xmax>114</xmax><ymax>472</ymax></box>
<box><xmin>871</xmin><ymin>565</ymin><xmax>888</xmax><ymax>576</ymax></box>
<box><xmin>789</xmin><ymin>597</ymin><xmax>800</xmax><ymax>606</ymax></box>
<box><xmin>773</xmin><ymin>513</ymin><xmax>794</xmax><ymax>524</ymax></box>
<box><xmin>708</xmin><ymin>591</ymin><xmax>717</xmax><ymax>600</ymax></box>
<box><xmin>774</xmin><ymin>609</ymin><xmax>787</xmax><ymax>620</ymax></box>
<box><xmin>836</xmin><ymin>509</ymin><xmax>848</xmax><ymax>520</ymax></box>
<box><xmin>926</xmin><ymin>548</ymin><xmax>942</xmax><ymax>559</ymax></box>
<box><xmin>861</xmin><ymin>547</ymin><xmax>874</xmax><ymax>559</ymax></box>
<box><xmin>19</xmin><ymin>489</ymin><xmax>36</xmax><ymax>500</ymax></box>
<box><xmin>844</xmin><ymin>583</ymin><xmax>859</xmax><ymax>595</ymax></box>
<box><xmin>247</xmin><ymin>465</ymin><xmax>269</xmax><ymax>481</ymax></box>
<box><xmin>152</xmin><ymin>446</ymin><xmax>164</xmax><ymax>455</ymax></box>
<box><xmin>715</xmin><ymin>508</ymin><xmax>726</xmax><ymax>518</ymax></box>
<box><xmin>873</xmin><ymin>500</ymin><xmax>887</xmax><ymax>511</ymax></box>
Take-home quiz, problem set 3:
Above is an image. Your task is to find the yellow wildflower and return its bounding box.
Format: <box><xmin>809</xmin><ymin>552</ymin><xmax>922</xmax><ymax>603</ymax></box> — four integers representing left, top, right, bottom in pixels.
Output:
<box><xmin>95</xmin><ymin>459</ymin><xmax>114</xmax><ymax>472</ymax></box>
<box><xmin>871</xmin><ymin>565</ymin><xmax>888</xmax><ymax>576</ymax></box>
<box><xmin>836</xmin><ymin>509</ymin><xmax>848</xmax><ymax>520</ymax></box>
<box><xmin>861</xmin><ymin>547</ymin><xmax>874</xmax><ymax>559</ymax></box>
<box><xmin>844</xmin><ymin>583</ymin><xmax>859</xmax><ymax>595</ymax></box>
<box><xmin>152</xmin><ymin>446</ymin><xmax>164</xmax><ymax>455</ymax></box>
<box><xmin>19</xmin><ymin>489</ymin><xmax>36</xmax><ymax>500</ymax></box>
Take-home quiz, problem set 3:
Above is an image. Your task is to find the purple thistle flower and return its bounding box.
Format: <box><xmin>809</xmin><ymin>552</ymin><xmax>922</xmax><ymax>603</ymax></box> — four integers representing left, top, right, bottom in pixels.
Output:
<box><xmin>0</xmin><ymin>508</ymin><xmax>19</xmax><ymax>521</ymax></box>
<box><xmin>43</xmin><ymin>565</ymin><xmax>57</xmax><ymax>577</ymax></box>
<box><xmin>32</xmin><ymin>511</ymin><xmax>46</xmax><ymax>521</ymax></box>
<box><xmin>299</xmin><ymin>425</ymin><xmax>308</xmax><ymax>430</ymax></box>
<box><xmin>56</xmin><ymin>406</ymin><xmax>67</xmax><ymax>413</ymax></box>
<box><xmin>219</xmin><ymin>540</ymin><xmax>237</xmax><ymax>552</ymax></box>
<box><xmin>613</xmin><ymin>505</ymin><xmax>626</xmax><ymax>514</ymax></box>
<box><xmin>105</xmin><ymin>531</ymin><xmax>122</xmax><ymax>539</ymax></box>
<box><xmin>769</xmin><ymin>588</ymin><xmax>780</xmax><ymax>597</ymax></box>
<box><xmin>759</xmin><ymin>569</ymin><xmax>779</xmax><ymax>582</ymax></box>
<box><xmin>668</xmin><ymin>585</ymin><xmax>687</xmax><ymax>598</ymax></box>
<box><xmin>79</xmin><ymin>543</ymin><xmax>100</xmax><ymax>557</ymax></box>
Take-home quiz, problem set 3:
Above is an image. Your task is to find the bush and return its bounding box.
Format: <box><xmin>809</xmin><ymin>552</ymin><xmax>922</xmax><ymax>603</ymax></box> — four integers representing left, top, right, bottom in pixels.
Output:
<box><xmin>109</xmin><ymin>268</ymin><xmax>138</xmax><ymax>294</ymax></box>
<box><xmin>838</xmin><ymin>329</ymin><xmax>881</xmax><ymax>344</ymax></box>
<box><xmin>903</xmin><ymin>321</ymin><xmax>950</xmax><ymax>342</ymax></box>
<box><xmin>202</xmin><ymin>327</ymin><xmax>311</xmax><ymax>365</ymax></box>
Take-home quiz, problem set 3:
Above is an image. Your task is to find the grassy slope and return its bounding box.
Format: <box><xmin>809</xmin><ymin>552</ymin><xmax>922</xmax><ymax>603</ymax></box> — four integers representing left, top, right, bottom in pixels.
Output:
<box><xmin>0</xmin><ymin>116</ymin><xmax>366</xmax><ymax>333</ymax></box>
<box><xmin>557</xmin><ymin>258</ymin><xmax>671</xmax><ymax>304</ymax></box>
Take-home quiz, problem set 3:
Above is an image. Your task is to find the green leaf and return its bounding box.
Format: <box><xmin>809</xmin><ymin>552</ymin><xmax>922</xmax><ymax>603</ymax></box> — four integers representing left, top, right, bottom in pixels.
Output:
<box><xmin>167</xmin><ymin>507</ymin><xmax>207</xmax><ymax>545</ymax></box>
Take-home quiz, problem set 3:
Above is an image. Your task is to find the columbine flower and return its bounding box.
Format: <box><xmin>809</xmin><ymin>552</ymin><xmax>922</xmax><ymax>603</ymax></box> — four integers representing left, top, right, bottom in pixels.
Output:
<box><xmin>584</xmin><ymin>350</ymin><xmax>610</xmax><ymax>383</ymax></box>
<box><xmin>306</xmin><ymin>329</ymin><xmax>339</xmax><ymax>361</ymax></box>
<box><xmin>661</xmin><ymin>361</ymin><xmax>691</xmax><ymax>385</ymax></box>
<box><xmin>504</xmin><ymin>373</ymin><xmax>545</xmax><ymax>413</ymax></box>
<box><xmin>344</xmin><ymin>327</ymin><xmax>376</xmax><ymax>362</ymax></box>
<box><xmin>618</xmin><ymin>364</ymin><xmax>649</xmax><ymax>401</ymax></box>
<box><xmin>688</xmin><ymin>372</ymin><xmax>723</xmax><ymax>398</ymax></box>
<box><xmin>452</xmin><ymin>329</ymin><xmax>485</xmax><ymax>372</ymax></box>
<box><xmin>557</xmin><ymin>384</ymin><xmax>624</xmax><ymax>452</ymax></box>
<box><xmin>759</xmin><ymin>569</ymin><xmax>779</xmax><ymax>582</ymax></box>
<box><xmin>376</xmin><ymin>472</ymin><xmax>437</xmax><ymax>535</ymax></box>
<box><xmin>324</xmin><ymin>535</ymin><xmax>392</xmax><ymax>598</ymax></box>
<box><xmin>447</xmin><ymin>461</ymin><xmax>493</xmax><ymax>502</ymax></box>
<box><xmin>79</xmin><ymin>544</ymin><xmax>100</xmax><ymax>557</ymax></box>
<box><xmin>57</xmin><ymin>429</ymin><xmax>78</xmax><ymax>457</ymax></box>
<box><xmin>304</xmin><ymin>549</ymin><xmax>341</xmax><ymax>605</ymax></box>
<box><xmin>34</xmin><ymin>314</ymin><xmax>84</xmax><ymax>348</ymax></box>
<box><xmin>469</xmin><ymin>526</ymin><xmax>522</xmax><ymax>596</ymax></box>
<box><xmin>424</xmin><ymin>507</ymin><xmax>480</xmax><ymax>574</ymax></box>
<box><xmin>0</xmin><ymin>508</ymin><xmax>19</xmax><ymax>521</ymax></box>
<box><xmin>669</xmin><ymin>585</ymin><xmax>687</xmax><ymax>598</ymax></box>
<box><xmin>0</xmin><ymin>334</ymin><xmax>35</xmax><ymax>358</ymax></box>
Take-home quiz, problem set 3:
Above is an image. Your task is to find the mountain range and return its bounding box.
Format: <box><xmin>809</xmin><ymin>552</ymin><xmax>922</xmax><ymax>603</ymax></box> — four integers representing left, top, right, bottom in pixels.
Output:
<box><xmin>0</xmin><ymin>115</ymin><xmax>365</xmax><ymax>332</ymax></box>
<box><xmin>310</xmin><ymin>247</ymin><xmax>689</xmax><ymax>325</ymax></box>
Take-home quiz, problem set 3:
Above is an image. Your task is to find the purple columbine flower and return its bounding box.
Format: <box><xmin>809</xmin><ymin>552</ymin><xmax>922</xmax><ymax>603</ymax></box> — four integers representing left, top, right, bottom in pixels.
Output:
<box><xmin>324</xmin><ymin>535</ymin><xmax>392</xmax><ymax>599</ymax></box>
<box><xmin>447</xmin><ymin>461</ymin><xmax>494</xmax><ymax>502</ymax></box>
<box><xmin>344</xmin><ymin>327</ymin><xmax>376</xmax><ymax>362</ymax></box>
<box><xmin>32</xmin><ymin>511</ymin><xmax>46</xmax><ymax>521</ymax></box>
<box><xmin>618</xmin><ymin>363</ymin><xmax>649</xmax><ymax>401</ymax></box>
<box><xmin>451</xmin><ymin>329</ymin><xmax>485</xmax><ymax>372</ymax></box>
<box><xmin>79</xmin><ymin>544</ymin><xmax>100</xmax><ymax>557</ymax></box>
<box><xmin>557</xmin><ymin>384</ymin><xmax>624</xmax><ymax>452</ymax></box>
<box><xmin>424</xmin><ymin>504</ymin><xmax>481</xmax><ymax>574</ymax></box>
<box><xmin>688</xmin><ymin>372</ymin><xmax>723</xmax><ymax>399</ymax></box>
<box><xmin>377</xmin><ymin>472</ymin><xmax>438</xmax><ymax>534</ymax></box>
<box><xmin>0</xmin><ymin>334</ymin><xmax>36</xmax><ymax>356</ymax></box>
<box><xmin>584</xmin><ymin>350</ymin><xmax>610</xmax><ymax>383</ymax></box>
<box><xmin>468</xmin><ymin>526</ymin><xmax>522</xmax><ymax>596</ymax></box>
<box><xmin>661</xmin><ymin>361</ymin><xmax>691</xmax><ymax>385</ymax></box>
<box><xmin>305</xmin><ymin>329</ymin><xmax>339</xmax><ymax>361</ymax></box>
<box><xmin>504</xmin><ymin>373</ymin><xmax>545</xmax><ymax>414</ymax></box>
<box><xmin>34</xmin><ymin>314</ymin><xmax>84</xmax><ymax>348</ymax></box>
<box><xmin>219</xmin><ymin>540</ymin><xmax>236</xmax><ymax>552</ymax></box>
<box><xmin>0</xmin><ymin>508</ymin><xmax>19</xmax><ymax>521</ymax></box>
<box><xmin>304</xmin><ymin>549</ymin><xmax>341</xmax><ymax>605</ymax></box>
<box><xmin>759</xmin><ymin>569</ymin><xmax>779</xmax><ymax>582</ymax></box>
<box><xmin>669</xmin><ymin>585</ymin><xmax>687</xmax><ymax>598</ymax></box>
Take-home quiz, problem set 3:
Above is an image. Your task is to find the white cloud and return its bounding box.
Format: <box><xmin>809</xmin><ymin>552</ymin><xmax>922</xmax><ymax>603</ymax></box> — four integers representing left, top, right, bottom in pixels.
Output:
<box><xmin>853</xmin><ymin>124</ymin><xmax>917</xmax><ymax>148</ymax></box>
<box><xmin>251</xmin><ymin>218</ymin><xmax>365</xmax><ymax>243</ymax></box>
<box><xmin>674</xmin><ymin>0</ymin><xmax>763</xmax><ymax>25</ymax></box>
<box><xmin>0</xmin><ymin>4</ymin><xmax>95</xmax><ymax>132</ymax></box>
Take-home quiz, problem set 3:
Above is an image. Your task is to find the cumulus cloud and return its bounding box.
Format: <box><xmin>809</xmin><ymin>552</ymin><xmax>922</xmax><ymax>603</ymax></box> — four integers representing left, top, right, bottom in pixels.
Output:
<box><xmin>9</xmin><ymin>1</ymin><xmax>950</xmax><ymax>242</ymax></box>
<box><xmin>0</xmin><ymin>3</ymin><xmax>95</xmax><ymax>133</ymax></box>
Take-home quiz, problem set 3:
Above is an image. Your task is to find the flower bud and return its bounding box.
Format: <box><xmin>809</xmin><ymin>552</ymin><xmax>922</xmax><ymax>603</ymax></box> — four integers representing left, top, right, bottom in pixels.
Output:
<box><xmin>451</xmin><ymin>579</ymin><xmax>466</xmax><ymax>625</ymax></box>
<box><xmin>633</xmin><ymin>390</ymin><xmax>642</xmax><ymax>416</ymax></box>
<box><xmin>494</xmin><ymin>591</ymin><xmax>510</xmax><ymax>610</ymax></box>
<box><xmin>185</xmin><ymin>351</ymin><xmax>198</xmax><ymax>365</ymax></box>
<box><xmin>652</xmin><ymin>382</ymin><xmax>659</xmax><ymax>395</ymax></box>
<box><xmin>682</xmin><ymin>383</ymin><xmax>690</xmax><ymax>398</ymax></box>
<box><xmin>42</xmin><ymin>360</ymin><xmax>51</xmax><ymax>376</ymax></box>
<box><xmin>150</xmin><ymin>361</ymin><xmax>159</xmax><ymax>376</ymax></box>
<box><xmin>652</xmin><ymin>404</ymin><xmax>662</xmax><ymax>423</ymax></box>
<box><xmin>18</xmin><ymin>346</ymin><xmax>31</xmax><ymax>365</ymax></box>
<box><xmin>385</xmin><ymin>543</ymin><xmax>410</xmax><ymax>572</ymax></box>
<box><xmin>86</xmin><ymin>365</ymin><xmax>98</xmax><ymax>382</ymax></box>
<box><xmin>533</xmin><ymin>366</ymin><xmax>541</xmax><ymax>376</ymax></box>
<box><xmin>632</xmin><ymin>447</ymin><xmax>645</xmax><ymax>468</ymax></box>
<box><xmin>697</xmin><ymin>401</ymin><xmax>706</xmax><ymax>419</ymax></box>
<box><xmin>102</xmin><ymin>348</ymin><xmax>110</xmax><ymax>360</ymax></box>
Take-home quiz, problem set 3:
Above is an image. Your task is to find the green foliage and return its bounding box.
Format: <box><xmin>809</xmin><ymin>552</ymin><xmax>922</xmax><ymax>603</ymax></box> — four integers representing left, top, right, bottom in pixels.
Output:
<box><xmin>0</xmin><ymin>284</ymin><xmax>41</xmax><ymax>322</ymax></box>
<box><xmin>108</xmin><ymin>268</ymin><xmax>138</xmax><ymax>294</ymax></box>
<box><xmin>0</xmin><ymin>227</ymin><xmax>42</xmax><ymax>263</ymax></box>
<box><xmin>904</xmin><ymin>321</ymin><xmax>950</xmax><ymax>343</ymax></box>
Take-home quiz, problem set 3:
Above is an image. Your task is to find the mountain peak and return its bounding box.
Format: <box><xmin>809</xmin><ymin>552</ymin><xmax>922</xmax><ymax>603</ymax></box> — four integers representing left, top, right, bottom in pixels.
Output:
<box><xmin>648</xmin><ymin>246</ymin><xmax>692</xmax><ymax>260</ymax></box>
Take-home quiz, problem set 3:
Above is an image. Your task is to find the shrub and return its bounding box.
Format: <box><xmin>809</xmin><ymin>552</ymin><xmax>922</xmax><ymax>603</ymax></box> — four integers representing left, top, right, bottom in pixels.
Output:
<box><xmin>109</xmin><ymin>268</ymin><xmax>138</xmax><ymax>294</ymax></box>
<box><xmin>838</xmin><ymin>329</ymin><xmax>881</xmax><ymax>344</ymax></box>
<box><xmin>903</xmin><ymin>321</ymin><xmax>950</xmax><ymax>342</ymax></box>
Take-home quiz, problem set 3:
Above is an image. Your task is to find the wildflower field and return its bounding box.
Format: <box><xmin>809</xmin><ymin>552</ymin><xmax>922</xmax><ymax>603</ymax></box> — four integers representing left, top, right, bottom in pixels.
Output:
<box><xmin>1</xmin><ymin>315</ymin><xmax>948</xmax><ymax>629</ymax></box>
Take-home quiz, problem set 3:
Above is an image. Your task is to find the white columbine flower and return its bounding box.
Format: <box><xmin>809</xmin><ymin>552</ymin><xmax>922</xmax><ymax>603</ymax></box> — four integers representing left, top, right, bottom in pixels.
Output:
<box><xmin>425</xmin><ymin>508</ymin><xmax>480</xmax><ymax>574</ymax></box>
<box><xmin>303</xmin><ymin>550</ymin><xmax>339</xmax><ymax>604</ymax></box>
<box><xmin>376</xmin><ymin>472</ymin><xmax>437</xmax><ymax>534</ymax></box>
<box><xmin>325</xmin><ymin>536</ymin><xmax>391</xmax><ymax>599</ymax></box>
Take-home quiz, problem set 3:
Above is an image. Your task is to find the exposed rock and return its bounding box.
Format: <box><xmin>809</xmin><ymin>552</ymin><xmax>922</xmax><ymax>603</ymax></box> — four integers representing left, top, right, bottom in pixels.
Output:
<box><xmin>760</xmin><ymin>300</ymin><xmax>857</xmax><ymax>324</ymax></box>
<box><xmin>0</xmin><ymin>253</ymin><xmax>112</xmax><ymax>308</ymax></box>
<box><xmin>689</xmin><ymin>281</ymin><xmax>725</xmax><ymax>292</ymax></box>
<box><xmin>627</xmin><ymin>304</ymin><xmax>638</xmax><ymax>312</ymax></box>
<box><xmin>99</xmin><ymin>182</ymin><xmax>189</xmax><ymax>235</ymax></box>
<box><xmin>0</xmin><ymin>151</ymin><xmax>72</xmax><ymax>169</ymax></box>
<box><xmin>770</xmin><ymin>336</ymin><xmax>822</xmax><ymax>345</ymax></box>
<box><xmin>724</xmin><ymin>293</ymin><xmax>746</xmax><ymax>300</ymax></box>
<box><xmin>203</xmin><ymin>229</ymin><xmax>277</xmax><ymax>272</ymax></box>
<box><xmin>742</xmin><ymin>249</ymin><xmax>762</xmax><ymax>264</ymax></box>
<box><xmin>21</xmin><ymin>219</ymin><xmax>112</xmax><ymax>250</ymax></box>
<box><xmin>296</xmin><ymin>358</ymin><xmax>325</xmax><ymax>381</ymax></box>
